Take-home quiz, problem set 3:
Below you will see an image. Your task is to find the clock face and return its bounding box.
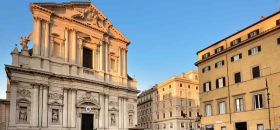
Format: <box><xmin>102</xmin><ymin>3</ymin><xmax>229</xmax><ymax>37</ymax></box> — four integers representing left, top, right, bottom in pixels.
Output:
<box><xmin>86</xmin><ymin>106</ymin><xmax>91</xmax><ymax>113</ymax></box>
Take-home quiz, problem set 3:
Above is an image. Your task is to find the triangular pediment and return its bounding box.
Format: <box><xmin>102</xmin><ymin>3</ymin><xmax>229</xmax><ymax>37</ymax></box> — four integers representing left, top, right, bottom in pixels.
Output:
<box><xmin>31</xmin><ymin>2</ymin><xmax>130</xmax><ymax>44</ymax></box>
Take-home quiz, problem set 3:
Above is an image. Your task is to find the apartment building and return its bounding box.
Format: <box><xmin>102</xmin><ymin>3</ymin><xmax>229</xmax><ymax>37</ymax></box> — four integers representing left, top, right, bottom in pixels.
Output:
<box><xmin>137</xmin><ymin>87</ymin><xmax>155</xmax><ymax>129</ymax></box>
<box><xmin>153</xmin><ymin>70</ymin><xmax>200</xmax><ymax>130</ymax></box>
<box><xmin>195</xmin><ymin>11</ymin><xmax>280</xmax><ymax>130</ymax></box>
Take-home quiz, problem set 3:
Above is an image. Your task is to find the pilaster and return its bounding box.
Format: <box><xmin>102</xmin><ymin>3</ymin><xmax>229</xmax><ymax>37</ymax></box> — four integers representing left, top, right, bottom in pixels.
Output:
<box><xmin>70</xmin><ymin>89</ymin><xmax>76</xmax><ymax>128</ymax></box>
<box><xmin>42</xmin><ymin>85</ymin><xmax>49</xmax><ymax>127</ymax></box>
<box><xmin>31</xmin><ymin>83</ymin><xmax>39</xmax><ymax>127</ymax></box>
<box><xmin>8</xmin><ymin>81</ymin><xmax>18</xmax><ymax>127</ymax></box>
<box><xmin>99</xmin><ymin>93</ymin><xmax>105</xmax><ymax>128</ymax></box>
<box><xmin>63</xmin><ymin>88</ymin><xmax>68</xmax><ymax>127</ymax></box>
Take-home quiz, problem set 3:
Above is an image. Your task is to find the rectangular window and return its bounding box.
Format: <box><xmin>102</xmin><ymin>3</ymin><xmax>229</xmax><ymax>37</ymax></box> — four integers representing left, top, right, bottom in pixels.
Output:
<box><xmin>254</xmin><ymin>94</ymin><xmax>263</xmax><ymax>109</ymax></box>
<box><xmin>189</xmin><ymin>111</ymin><xmax>192</xmax><ymax>117</ymax></box>
<box><xmin>216</xmin><ymin>77</ymin><xmax>225</xmax><ymax>88</ymax></box>
<box><xmin>257</xmin><ymin>124</ymin><xmax>264</xmax><ymax>130</ymax></box>
<box><xmin>230</xmin><ymin>38</ymin><xmax>241</xmax><ymax>46</ymax></box>
<box><xmin>202</xmin><ymin>52</ymin><xmax>210</xmax><ymax>59</ymax></box>
<box><xmin>252</xmin><ymin>66</ymin><xmax>260</xmax><ymax>78</ymax></box>
<box><xmin>276</xmin><ymin>19</ymin><xmax>280</xmax><ymax>26</ymax></box>
<box><xmin>83</xmin><ymin>47</ymin><xmax>93</xmax><ymax>69</ymax></box>
<box><xmin>203</xmin><ymin>82</ymin><xmax>211</xmax><ymax>92</ymax></box>
<box><xmin>235</xmin><ymin>98</ymin><xmax>244</xmax><ymax>112</ymax></box>
<box><xmin>189</xmin><ymin>100</ymin><xmax>192</xmax><ymax>107</ymax></box>
<box><xmin>163</xmin><ymin>123</ymin><xmax>166</xmax><ymax>129</ymax></box>
<box><xmin>215</xmin><ymin>46</ymin><xmax>224</xmax><ymax>54</ymax></box>
<box><xmin>170</xmin><ymin>112</ymin><xmax>172</xmax><ymax>117</ymax></box>
<box><xmin>221</xmin><ymin>126</ymin><xmax>226</xmax><ymax>130</ymax></box>
<box><xmin>234</xmin><ymin>72</ymin><xmax>241</xmax><ymax>83</ymax></box>
<box><xmin>248</xmin><ymin>29</ymin><xmax>259</xmax><ymax>38</ymax></box>
<box><xmin>219</xmin><ymin>101</ymin><xmax>226</xmax><ymax>114</ymax></box>
<box><xmin>277</xmin><ymin>38</ymin><xmax>280</xmax><ymax>45</ymax></box>
<box><xmin>163</xmin><ymin>113</ymin><xmax>165</xmax><ymax>118</ymax></box>
<box><xmin>202</xmin><ymin>66</ymin><xmax>211</xmax><ymax>73</ymax></box>
<box><xmin>170</xmin><ymin>123</ymin><xmax>173</xmax><ymax>128</ymax></box>
<box><xmin>215</xmin><ymin>60</ymin><xmax>224</xmax><ymax>68</ymax></box>
<box><xmin>205</xmin><ymin>104</ymin><xmax>212</xmax><ymax>116</ymax></box>
<box><xmin>248</xmin><ymin>46</ymin><xmax>261</xmax><ymax>56</ymax></box>
<box><xmin>231</xmin><ymin>53</ymin><xmax>242</xmax><ymax>62</ymax></box>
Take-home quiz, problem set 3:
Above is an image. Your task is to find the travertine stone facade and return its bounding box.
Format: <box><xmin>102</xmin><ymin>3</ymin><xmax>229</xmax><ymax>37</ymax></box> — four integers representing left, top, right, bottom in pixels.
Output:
<box><xmin>195</xmin><ymin>10</ymin><xmax>280</xmax><ymax>130</ymax></box>
<box><xmin>152</xmin><ymin>71</ymin><xmax>200</xmax><ymax>130</ymax></box>
<box><xmin>2</xmin><ymin>1</ymin><xmax>138</xmax><ymax>130</ymax></box>
<box><xmin>137</xmin><ymin>87</ymin><xmax>154</xmax><ymax>130</ymax></box>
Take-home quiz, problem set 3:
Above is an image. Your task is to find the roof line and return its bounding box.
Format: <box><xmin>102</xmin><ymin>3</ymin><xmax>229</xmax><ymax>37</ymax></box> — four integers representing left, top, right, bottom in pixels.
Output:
<box><xmin>196</xmin><ymin>10</ymin><xmax>280</xmax><ymax>55</ymax></box>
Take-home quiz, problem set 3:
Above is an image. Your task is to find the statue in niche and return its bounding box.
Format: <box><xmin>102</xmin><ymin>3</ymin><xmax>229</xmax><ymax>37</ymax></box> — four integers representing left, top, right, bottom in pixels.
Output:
<box><xmin>111</xmin><ymin>113</ymin><xmax>116</xmax><ymax>126</ymax></box>
<box><xmin>52</xmin><ymin>109</ymin><xmax>59</xmax><ymax>122</ymax></box>
<box><xmin>129</xmin><ymin>115</ymin><xmax>133</xmax><ymax>126</ymax></box>
<box><xmin>19</xmin><ymin>107</ymin><xmax>27</xmax><ymax>121</ymax></box>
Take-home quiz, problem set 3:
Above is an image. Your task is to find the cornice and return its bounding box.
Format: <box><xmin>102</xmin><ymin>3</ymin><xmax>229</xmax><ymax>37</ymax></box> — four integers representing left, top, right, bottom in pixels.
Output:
<box><xmin>30</xmin><ymin>3</ymin><xmax>130</xmax><ymax>45</ymax></box>
<box><xmin>5</xmin><ymin>65</ymin><xmax>140</xmax><ymax>94</ymax></box>
<box><xmin>195</xmin><ymin>26</ymin><xmax>280</xmax><ymax>66</ymax></box>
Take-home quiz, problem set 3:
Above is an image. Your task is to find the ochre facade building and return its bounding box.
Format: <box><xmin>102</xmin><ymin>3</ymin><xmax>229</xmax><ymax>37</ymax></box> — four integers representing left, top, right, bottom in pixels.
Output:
<box><xmin>195</xmin><ymin>11</ymin><xmax>280</xmax><ymax>130</ymax></box>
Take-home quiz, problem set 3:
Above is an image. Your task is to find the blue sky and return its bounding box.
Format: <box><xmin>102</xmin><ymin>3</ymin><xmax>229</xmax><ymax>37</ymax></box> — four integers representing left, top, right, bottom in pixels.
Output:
<box><xmin>0</xmin><ymin>0</ymin><xmax>279</xmax><ymax>99</ymax></box>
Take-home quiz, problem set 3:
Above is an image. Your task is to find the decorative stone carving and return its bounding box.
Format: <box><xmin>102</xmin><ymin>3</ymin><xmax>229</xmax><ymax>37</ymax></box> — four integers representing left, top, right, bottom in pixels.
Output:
<box><xmin>109</xmin><ymin>101</ymin><xmax>118</xmax><ymax>107</ymax></box>
<box><xmin>72</xmin><ymin>6</ymin><xmax>103</xmax><ymax>27</ymax></box>
<box><xmin>20</xmin><ymin>33</ymin><xmax>32</xmax><ymax>50</ymax></box>
<box><xmin>49</xmin><ymin>93</ymin><xmax>63</xmax><ymax>101</ymax></box>
<box><xmin>17</xmin><ymin>89</ymin><xmax>31</xmax><ymax>98</ymax></box>
<box><xmin>128</xmin><ymin>115</ymin><xmax>133</xmax><ymax>126</ymax></box>
<box><xmin>19</xmin><ymin>107</ymin><xmax>27</xmax><ymax>121</ymax></box>
<box><xmin>51</xmin><ymin>109</ymin><xmax>59</xmax><ymax>123</ymax></box>
<box><xmin>111</xmin><ymin>113</ymin><xmax>116</xmax><ymax>126</ymax></box>
<box><xmin>128</xmin><ymin>104</ymin><xmax>134</xmax><ymax>110</ymax></box>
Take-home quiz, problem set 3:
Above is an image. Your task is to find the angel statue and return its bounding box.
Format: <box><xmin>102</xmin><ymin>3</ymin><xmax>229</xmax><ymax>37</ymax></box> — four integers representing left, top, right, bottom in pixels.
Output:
<box><xmin>20</xmin><ymin>33</ymin><xmax>32</xmax><ymax>50</ymax></box>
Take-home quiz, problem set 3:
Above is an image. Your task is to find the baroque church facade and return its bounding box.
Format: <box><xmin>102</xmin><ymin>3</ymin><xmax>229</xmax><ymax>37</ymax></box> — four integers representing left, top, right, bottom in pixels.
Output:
<box><xmin>1</xmin><ymin>1</ymin><xmax>138</xmax><ymax>130</ymax></box>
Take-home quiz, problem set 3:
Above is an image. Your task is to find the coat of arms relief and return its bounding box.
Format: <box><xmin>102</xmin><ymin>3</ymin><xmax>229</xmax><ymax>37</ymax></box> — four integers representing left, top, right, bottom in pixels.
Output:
<box><xmin>72</xmin><ymin>6</ymin><xmax>104</xmax><ymax>28</ymax></box>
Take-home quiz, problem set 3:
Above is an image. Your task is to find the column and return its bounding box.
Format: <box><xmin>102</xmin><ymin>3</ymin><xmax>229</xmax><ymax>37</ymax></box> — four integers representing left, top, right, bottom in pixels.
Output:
<box><xmin>64</xmin><ymin>29</ymin><xmax>69</xmax><ymax>62</ymax></box>
<box><xmin>71</xmin><ymin>89</ymin><xmax>76</xmax><ymax>128</ymax></box>
<box><xmin>31</xmin><ymin>84</ymin><xmax>39</xmax><ymax>127</ymax></box>
<box><xmin>118</xmin><ymin>48</ymin><xmax>122</xmax><ymax>76</ymax></box>
<box><xmin>124</xmin><ymin>50</ymin><xmax>127</xmax><ymax>78</ymax></box>
<box><xmin>133</xmin><ymin>102</ymin><xmax>137</xmax><ymax>127</ymax></box>
<box><xmin>40</xmin><ymin>21</ymin><xmax>46</xmax><ymax>57</ymax></box>
<box><xmin>44</xmin><ymin>21</ymin><xmax>50</xmax><ymax>57</ymax></box>
<box><xmin>63</xmin><ymin>89</ymin><xmax>68</xmax><ymax>127</ymax></box>
<box><xmin>42</xmin><ymin>85</ymin><xmax>48</xmax><ymax>127</ymax></box>
<box><xmin>9</xmin><ymin>81</ymin><xmax>18</xmax><ymax>127</ymax></box>
<box><xmin>99</xmin><ymin>44</ymin><xmax>104</xmax><ymax>71</ymax></box>
<box><xmin>38</xmin><ymin>85</ymin><xmax>43</xmax><ymax>127</ymax></box>
<box><xmin>33</xmin><ymin>17</ymin><xmax>41</xmax><ymax>56</ymax></box>
<box><xmin>123</xmin><ymin>98</ymin><xmax>128</xmax><ymax>128</ymax></box>
<box><xmin>70</xmin><ymin>30</ymin><xmax>77</xmax><ymax>64</ymax></box>
<box><xmin>122</xmin><ymin>49</ymin><xmax>126</xmax><ymax>77</ymax></box>
<box><xmin>118</xmin><ymin>97</ymin><xmax>123</xmax><ymax>128</ymax></box>
<box><xmin>99</xmin><ymin>94</ymin><xmax>105</xmax><ymax>128</ymax></box>
<box><xmin>104</xmin><ymin>95</ymin><xmax>109</xmax><ymax>128</ymax></box>
<box><xmin>67</xmin><ymin>90</ymin><xmax>72</xmax><ymax>127</ymax></box>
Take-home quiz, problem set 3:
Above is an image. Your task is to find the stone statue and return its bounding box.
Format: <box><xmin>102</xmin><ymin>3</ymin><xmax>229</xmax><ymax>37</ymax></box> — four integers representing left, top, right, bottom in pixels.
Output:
<box><xmin>129</xmin><ymin>115</ymin><xmax>133</xmax><ymax>125</ymax></box>
<box><xmin>111</xmin><ymin>114</ymin><xmax>116</xmax><ymax>125</ymax></box>
<box><xmin>20</xmin><ymin>33</ymin><xmax>32</xmax><ymax>51</ymax></box>
<box><xmin>19</xmin><ymin>108</ymin><xmax>27</xmax><ymax>121</ymax></box>
<box><xmin>52</xmin><ymin>109</ymin><xmax>59</xmax><ymax>122</ymax></box>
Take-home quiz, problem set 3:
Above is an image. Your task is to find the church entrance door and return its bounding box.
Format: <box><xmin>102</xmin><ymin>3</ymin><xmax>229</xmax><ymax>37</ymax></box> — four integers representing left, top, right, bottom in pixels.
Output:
<box><xmin>81</xmin><ymin>114</ymin><xmax>94</xmax><ymax>130</ymax></box>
